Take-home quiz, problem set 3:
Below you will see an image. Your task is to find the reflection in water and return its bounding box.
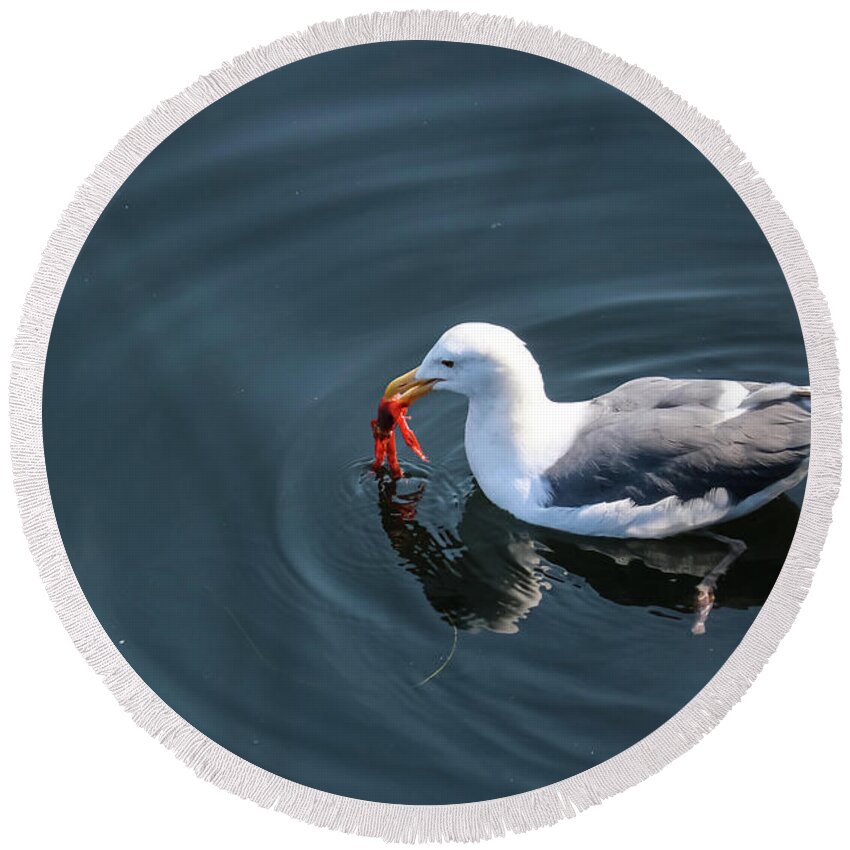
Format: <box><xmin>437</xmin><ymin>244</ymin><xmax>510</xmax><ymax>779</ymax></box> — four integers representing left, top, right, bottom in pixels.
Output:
<box><xmin>377</xmin><ymin>477</ymin><xmax>545</xmax><ymax>635</ymax></box>
<box><xmin>376</xmin><ymin>473</ymin><xmax>798</xmax><ymax>638</ymax></box>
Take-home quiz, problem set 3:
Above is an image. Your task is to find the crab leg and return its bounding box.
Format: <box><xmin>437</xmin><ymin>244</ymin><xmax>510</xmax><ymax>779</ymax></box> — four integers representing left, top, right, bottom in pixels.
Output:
<box><xmin>397</xmin><ymin>410</ymin><xmax>428</xmax><ymax>461</ymax></box>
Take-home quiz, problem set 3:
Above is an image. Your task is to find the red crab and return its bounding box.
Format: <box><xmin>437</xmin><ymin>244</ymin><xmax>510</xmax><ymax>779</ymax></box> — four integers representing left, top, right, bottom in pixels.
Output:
<box><xmin>371</xmin><ymin>367</ymin><xmax>437</xmax><ymax>478</ymax></box>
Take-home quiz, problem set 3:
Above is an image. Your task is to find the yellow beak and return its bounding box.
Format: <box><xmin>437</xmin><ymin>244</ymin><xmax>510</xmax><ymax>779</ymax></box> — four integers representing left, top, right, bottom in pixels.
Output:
<box><xmin>382</xmin><ymin>367</ymin><xmax>438</xmax><ymax>403</ymax></box>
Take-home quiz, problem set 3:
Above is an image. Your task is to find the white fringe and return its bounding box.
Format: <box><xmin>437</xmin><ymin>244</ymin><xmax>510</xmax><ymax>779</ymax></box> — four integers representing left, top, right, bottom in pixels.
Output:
<box><xmin>8</xmin><ymin>9</ymin><xmax>841</xmax><ymax>843</ymax></box>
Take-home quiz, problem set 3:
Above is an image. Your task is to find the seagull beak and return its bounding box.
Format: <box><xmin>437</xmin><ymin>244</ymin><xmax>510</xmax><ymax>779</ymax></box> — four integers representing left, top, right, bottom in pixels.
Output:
<box><xmin>382</xmin><ymin>367</ymin><xmax>438</xmax><ymax>403</ymax></box>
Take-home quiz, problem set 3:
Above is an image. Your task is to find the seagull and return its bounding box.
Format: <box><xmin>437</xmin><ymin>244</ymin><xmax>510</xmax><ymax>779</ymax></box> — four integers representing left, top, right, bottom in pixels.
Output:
<box><xmin>382</xmin><ymin>322</ymin><xmax>810</xmax><ymax>539</ymax></box>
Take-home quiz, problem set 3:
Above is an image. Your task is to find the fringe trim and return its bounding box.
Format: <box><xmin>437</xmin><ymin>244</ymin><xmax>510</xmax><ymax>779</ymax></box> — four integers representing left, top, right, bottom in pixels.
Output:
<box><xmin>8</xmin><ymin>9</ymin><xmax>841</xmax><ymax>843</ymax></box>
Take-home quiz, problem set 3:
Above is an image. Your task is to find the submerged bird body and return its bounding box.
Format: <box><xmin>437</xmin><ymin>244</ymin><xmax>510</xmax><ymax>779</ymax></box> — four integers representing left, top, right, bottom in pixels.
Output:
<box><xmin>404</xmin><ymin>323</ymin><xmax>810</xmax><ymax>539</ymax></box>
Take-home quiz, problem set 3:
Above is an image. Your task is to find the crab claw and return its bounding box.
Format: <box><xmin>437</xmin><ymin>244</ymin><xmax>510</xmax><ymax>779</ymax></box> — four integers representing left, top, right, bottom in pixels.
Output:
<box><xmin>371</xmin><ymin>392</ymin><xmax>429</xmax><ymax>477</ymax></box>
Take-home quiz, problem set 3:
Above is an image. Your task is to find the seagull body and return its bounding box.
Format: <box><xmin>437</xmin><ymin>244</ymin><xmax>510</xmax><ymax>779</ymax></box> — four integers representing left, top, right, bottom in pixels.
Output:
<box><xmin>388</xmin><ymin>323</ymin><xmax>810</xmax><ymax>539</ymax></box>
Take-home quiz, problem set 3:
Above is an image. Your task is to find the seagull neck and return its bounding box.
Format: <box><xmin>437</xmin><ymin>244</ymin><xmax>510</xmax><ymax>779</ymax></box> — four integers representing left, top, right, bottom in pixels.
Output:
<box><xmin>463</xmin><ymin>381</ymin><xmax>568</xmax><ymax>510</ymax></box>
<box><xmin>465</xmin><ymin>377</ymin><xmax>557</xmax><ymax>462</ymax></box>
<box><xmin>505</xmin><ymin>379</ymin><xmax>550</xmax><ymax>415</ymax></box>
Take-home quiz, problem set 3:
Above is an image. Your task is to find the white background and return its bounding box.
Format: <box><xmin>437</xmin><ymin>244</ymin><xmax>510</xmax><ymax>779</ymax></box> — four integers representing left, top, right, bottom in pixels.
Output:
<box><xmin>1</xmin><ymin>2</ymin><xmax>847</xmax><ymax>848</ymax></box>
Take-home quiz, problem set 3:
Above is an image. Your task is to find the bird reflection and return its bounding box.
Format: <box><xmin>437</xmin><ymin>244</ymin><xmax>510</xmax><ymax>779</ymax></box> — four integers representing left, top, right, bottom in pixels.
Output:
<box><xmin>376</xmin><ymin>477</ymin><xmax>544</xmax><ymax>634</ymax></box>
<box><xmin>375</xmin><ymin>476</ymin><xmax>799</xmax><ymax>636</ymax></box>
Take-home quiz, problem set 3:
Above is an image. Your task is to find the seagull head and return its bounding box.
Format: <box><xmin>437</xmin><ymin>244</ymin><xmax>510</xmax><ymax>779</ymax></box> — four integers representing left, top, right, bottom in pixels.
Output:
<box><xmin>382</xmin><ymin>323</ymin><xmax>546</xmax><ymax>404</ymax></box>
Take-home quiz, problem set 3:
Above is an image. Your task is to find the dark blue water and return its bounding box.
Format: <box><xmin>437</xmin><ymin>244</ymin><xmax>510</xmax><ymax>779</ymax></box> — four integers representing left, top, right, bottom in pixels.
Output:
<box><xmin>43</xmin><ymin>41</ymin><xmax>808</xmax><ymax>804</ymax></box>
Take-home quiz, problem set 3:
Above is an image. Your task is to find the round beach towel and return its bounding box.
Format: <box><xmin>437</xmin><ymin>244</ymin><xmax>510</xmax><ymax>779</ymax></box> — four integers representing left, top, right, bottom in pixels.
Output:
<box><xmin>10</xmin><ymin>11</ymin><xmax>839</xmax><ymax>842</ymax></box>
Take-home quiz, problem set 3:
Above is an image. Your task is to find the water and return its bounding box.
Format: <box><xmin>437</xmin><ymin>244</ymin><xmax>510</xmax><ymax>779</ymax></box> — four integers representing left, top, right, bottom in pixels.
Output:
<box><xmin>43</xmin><ymin>41</ymin><xmax>808</xmax><ymax>804</ymax></box>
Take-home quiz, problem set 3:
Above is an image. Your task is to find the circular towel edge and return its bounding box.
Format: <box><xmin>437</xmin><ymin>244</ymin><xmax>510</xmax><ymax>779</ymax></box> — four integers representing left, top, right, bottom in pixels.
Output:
<box><xmin>8</xmin><ymin>9</ymin><xmax>842</xmax><ymax>843</ymax></box>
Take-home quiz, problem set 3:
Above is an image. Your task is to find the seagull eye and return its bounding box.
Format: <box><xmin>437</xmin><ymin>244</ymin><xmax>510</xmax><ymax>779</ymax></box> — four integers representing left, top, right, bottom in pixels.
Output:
<box><xmin>441</xmin><ymin>359</ymin><xmax>455</xmax><ymax>368</ymax></box>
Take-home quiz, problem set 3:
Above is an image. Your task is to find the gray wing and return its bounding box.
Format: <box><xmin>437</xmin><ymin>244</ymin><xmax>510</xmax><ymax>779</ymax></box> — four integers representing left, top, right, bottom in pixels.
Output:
<box><xmin>589</xmin><ymin>376</ymin><xmax>766</xmax><ymax>412</ymax></box>
<box><xmin>544</xmin><ymin>378</ymin><xmax>810</xmax><ymax>508</ymax></box>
